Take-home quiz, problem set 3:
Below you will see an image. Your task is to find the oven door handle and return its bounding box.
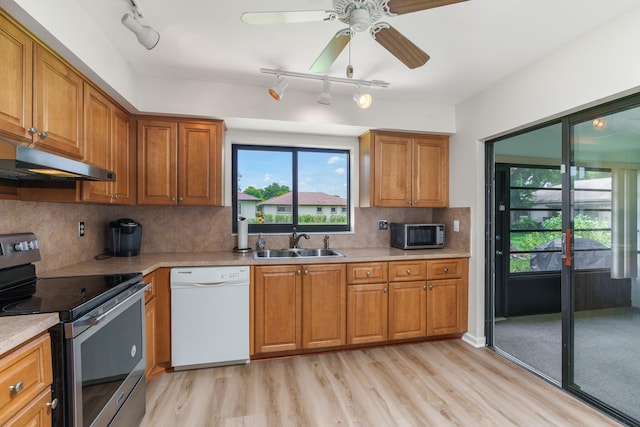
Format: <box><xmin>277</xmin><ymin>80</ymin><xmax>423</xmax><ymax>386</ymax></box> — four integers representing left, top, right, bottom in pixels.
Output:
<box><xmin>89</xmin><ymin>283</ymin><xmax>150</xmax><ymax>326</ymax></box>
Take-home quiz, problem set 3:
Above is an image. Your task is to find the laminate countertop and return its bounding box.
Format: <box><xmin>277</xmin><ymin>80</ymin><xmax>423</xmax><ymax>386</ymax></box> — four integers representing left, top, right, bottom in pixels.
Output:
<box><xmin>0</xmin><ymin>313</ymin><xmax>59</xmax><ymax>356</ymax></box>
<box><xmin>41</xmin><ymin>247</ymin><xmax>471</xmax><ymax>278</ymax></box>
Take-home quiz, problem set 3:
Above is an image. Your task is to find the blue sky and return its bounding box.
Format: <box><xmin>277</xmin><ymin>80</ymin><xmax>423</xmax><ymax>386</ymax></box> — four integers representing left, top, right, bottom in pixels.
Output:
<box><xmin>237</xmin><ymin>149</ymin><xmax>348</xmax><ymax>199</ymax></box>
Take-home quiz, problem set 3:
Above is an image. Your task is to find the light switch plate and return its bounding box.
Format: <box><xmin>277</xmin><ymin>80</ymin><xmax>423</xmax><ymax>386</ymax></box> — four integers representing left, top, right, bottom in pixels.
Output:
<box><xmin>453</xmin><ymin>220</ymin><xmax>460</xmax><ymax>232</ymax></box>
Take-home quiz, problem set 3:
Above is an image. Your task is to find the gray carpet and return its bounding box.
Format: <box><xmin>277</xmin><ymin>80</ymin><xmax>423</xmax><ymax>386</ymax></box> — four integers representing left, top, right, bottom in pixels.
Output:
<box><xmin>494</xmin><ymin>307</ymin><xmax>640</xmax><ymax>422</ymax></box>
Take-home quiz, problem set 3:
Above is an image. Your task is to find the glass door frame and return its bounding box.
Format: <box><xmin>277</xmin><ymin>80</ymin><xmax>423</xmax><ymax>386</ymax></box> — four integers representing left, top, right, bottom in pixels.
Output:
<box><xmin>486</xmin><ymin>92</ymin><xmax>640</xmax><ymax>427</ymax></box>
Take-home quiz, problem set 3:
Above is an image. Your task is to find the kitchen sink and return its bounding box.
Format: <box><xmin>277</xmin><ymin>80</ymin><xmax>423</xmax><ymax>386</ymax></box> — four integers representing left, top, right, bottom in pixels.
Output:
<box><xmin>253</xmin><ymin>248</ymin><xmax>345</xmax><ymax>259</ymax></box>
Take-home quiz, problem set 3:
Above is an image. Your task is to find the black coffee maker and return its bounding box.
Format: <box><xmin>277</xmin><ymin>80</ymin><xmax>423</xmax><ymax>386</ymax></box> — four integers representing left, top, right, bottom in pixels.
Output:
<box><xmin>108</xmin><ymin>218</ymin><xmax>142</xmax><ymax>257</ymax></box>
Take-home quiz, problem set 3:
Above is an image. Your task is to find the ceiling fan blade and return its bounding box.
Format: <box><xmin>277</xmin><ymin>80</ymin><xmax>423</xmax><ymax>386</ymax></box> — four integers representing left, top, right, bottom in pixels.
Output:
<box><xmin>241</xmin><ymin>10</ymin><xmax>335</xmax><ymax>25</ymax></box>
<box><xmin>310</xmin><ymin>29</ymin><xmax>352</xmax><ymax>73</ymax></box>
<box><xmin>371</xmin><ymin>24</ymin><xmax>430</xmax><ymax>69</ymax></box>
<box><xmin>387</xmin><ymin>0</ymin><xmax>469</xmax><ymax>15</ymax></box>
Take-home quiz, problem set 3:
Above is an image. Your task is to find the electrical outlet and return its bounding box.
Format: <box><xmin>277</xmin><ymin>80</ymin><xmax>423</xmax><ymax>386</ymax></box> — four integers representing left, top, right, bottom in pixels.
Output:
<box><xmin>453</xmin><ymin>220</ymin><xmax>460</xmax><ymax>232</ymax></box>
<box><xmin>378</xmin><ymin>219</ymin><xmax>388</xmax><ymax>230</ymax></box>
<box><xmin>78</xmin><ymin>221</ymin><xmax>85</xmax><ymax>237</ymax></box>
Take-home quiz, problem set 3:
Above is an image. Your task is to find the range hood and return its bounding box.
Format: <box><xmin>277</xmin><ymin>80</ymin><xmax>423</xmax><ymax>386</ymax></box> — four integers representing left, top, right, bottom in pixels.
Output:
<box><xmin>0</xmin><ymin>140</ymin><xmax>115</xmax><ymax>183</ymax></box>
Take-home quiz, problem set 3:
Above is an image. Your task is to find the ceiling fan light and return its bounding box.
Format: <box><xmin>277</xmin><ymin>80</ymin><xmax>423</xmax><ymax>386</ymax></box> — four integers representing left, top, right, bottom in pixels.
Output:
<box><xmin>317</xmin><ymin>79</ymin><xmax>332</xmax><ymax>105</ymax></box>
<box><xmin>350</xmin><ymin>8</ymin><xmax>371</xmax><ymax>32</ymax></box>
<box><xmin>268</xmin><ymin>76</ymin><xmax>289</xmax><ymax>100</ymax></box>
<box><xmin>121</xmin><ymin>13</ymin><xmax>160</xmax><ymax>50</ymax></box>
<box><xmin>353</xmin><ymin>91</ymin><xmax>372</xmax><ymax>109</ymax></box>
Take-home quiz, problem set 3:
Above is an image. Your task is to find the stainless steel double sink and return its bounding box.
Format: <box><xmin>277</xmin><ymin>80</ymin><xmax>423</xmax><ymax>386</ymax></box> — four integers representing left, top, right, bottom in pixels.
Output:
<box><xmin>253</xmin><ymin>248</ymin><xmax>345</xmax><ymax>259</ymax></box>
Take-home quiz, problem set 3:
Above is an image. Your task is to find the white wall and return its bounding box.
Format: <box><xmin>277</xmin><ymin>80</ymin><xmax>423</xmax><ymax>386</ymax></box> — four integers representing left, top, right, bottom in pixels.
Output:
<box><xmin>453</xmin><ymin>5</ymin><xmax>640</xmax><ymax>345</ymax></box>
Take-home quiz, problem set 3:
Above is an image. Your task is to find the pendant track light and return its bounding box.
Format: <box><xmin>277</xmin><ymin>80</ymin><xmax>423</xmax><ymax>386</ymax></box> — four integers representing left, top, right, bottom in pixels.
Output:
<box><xmin>121</xmin><ymin>0</ymin><xmax>159</xmax><ymax>50</ymax></box>
<box><xmin>353</xmin><ymin>85</ymin><xmax>372</xmax><ymax>109</ymax></box>
<box><xmin>268</xmin><ymin>76</ymin><xmax>289</xmax><ymax>101</ymax></box>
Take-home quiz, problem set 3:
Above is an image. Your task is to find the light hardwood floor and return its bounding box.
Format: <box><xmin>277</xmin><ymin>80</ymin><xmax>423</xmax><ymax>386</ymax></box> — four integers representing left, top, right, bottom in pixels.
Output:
<box><xmin>140</xmin><ymin>340</ymin><xmax>621</xmax><ymax>426</ymax></box>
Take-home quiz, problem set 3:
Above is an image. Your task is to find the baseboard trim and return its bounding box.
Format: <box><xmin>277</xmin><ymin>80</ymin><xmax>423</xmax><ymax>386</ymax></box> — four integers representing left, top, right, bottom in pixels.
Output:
<box><xmin>462</xmin><ymin>333</ymin><xmax>486</xmax><ymax>348</ymax></box>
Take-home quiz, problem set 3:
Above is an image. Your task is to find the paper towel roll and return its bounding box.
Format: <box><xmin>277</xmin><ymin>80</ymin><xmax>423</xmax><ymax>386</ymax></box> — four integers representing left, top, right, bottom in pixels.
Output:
<box><xmin>237</xmin><ymin>218</ymin><xmax>249</xmax><ymax>249</ymax></box>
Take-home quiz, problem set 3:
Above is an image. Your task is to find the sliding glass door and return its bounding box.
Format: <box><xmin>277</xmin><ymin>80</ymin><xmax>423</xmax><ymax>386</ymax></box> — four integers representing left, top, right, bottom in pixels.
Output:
<box><xmin>569</xmin><ymin>105</ymin><xmax>640</xmax><ymax>422</ymax></box>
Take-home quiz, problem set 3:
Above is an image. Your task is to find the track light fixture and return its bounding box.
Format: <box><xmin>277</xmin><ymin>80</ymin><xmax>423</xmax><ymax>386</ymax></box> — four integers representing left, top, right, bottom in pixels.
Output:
<box><xmin>268</xmin><ymin>76</ymin><xmax>289</xmax><ymax>101</ymax></box>
<box><xmin>121</xmin><ymin>0</ymin><xmax>159</xmax><ymax>50</ymax></box>
<box><xmin>261</xmin><ymin>68</ymin><xmax>388</xmax><ymax>108</ymax></box>
<box><xmin>353</xmin><ymin>85</ymin><xmax>372</xmax><ymax>109</ymax></box>
<box><xmin>317</xmin><ymin>79</ymin><xmax>332</xmax><ymax>105</ymax></box>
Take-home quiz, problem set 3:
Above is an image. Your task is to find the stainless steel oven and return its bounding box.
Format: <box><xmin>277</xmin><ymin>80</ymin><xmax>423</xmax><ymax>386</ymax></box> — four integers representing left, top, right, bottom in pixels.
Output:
<box><xmin>0</xmin><ymin>232</ymin><xmax>148</xmax><ymax>427</ymax></box>
<box><xmin>66</xmin><ymin>282</ymin><xmax>147</xmax><ymax>427</ymax></box>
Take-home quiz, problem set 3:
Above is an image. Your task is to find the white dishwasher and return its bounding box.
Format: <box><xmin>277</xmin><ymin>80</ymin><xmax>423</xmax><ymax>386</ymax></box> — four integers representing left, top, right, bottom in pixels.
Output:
<box><xmin>171</xmin><ymin>266</ymin><xmax>250</xmax><ymax>370</ymax></box>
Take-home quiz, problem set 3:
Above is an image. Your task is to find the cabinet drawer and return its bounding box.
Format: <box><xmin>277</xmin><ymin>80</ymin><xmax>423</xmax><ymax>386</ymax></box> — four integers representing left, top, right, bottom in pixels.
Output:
<box><xmin>427</xmin><ymin>259</ymin><xmax>464</xmax><ymax>280</ymax></box>
<box><xmin>347</xmin><ymin>262</ymin><xmax>388</xmax><ymax>284</ymax></box>
<box><xmin>0</xmin><ymin>334</ymin><xmax>52</xmax><ymax>425</ymax></box>
<box><xmin>388</xmin><ymin>260</ymin><xmax>427</xmax><ymax>282</ymax></box>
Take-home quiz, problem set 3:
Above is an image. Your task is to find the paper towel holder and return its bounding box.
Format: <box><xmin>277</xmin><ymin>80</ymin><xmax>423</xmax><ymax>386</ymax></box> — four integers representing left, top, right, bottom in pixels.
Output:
<box><xmin>234</xmin><ymin>217</ymin><xmax>252</xmax><ymax>253</ymax></box>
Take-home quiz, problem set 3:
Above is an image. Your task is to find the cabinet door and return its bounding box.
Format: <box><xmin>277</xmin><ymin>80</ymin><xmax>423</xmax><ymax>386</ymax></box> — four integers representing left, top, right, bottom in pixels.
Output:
<box><xmin>0</xmin><ymin>14</ymin><xmax>33</xmax><ymax>142</ymax></box>
<box><xmin>347</xmin><ymin>283</ymin><xmax>388</xmax><ymax>345</ymax></box>
<box><xmin>34</xmin><ymin>46</ymin><xmax>84</xmax><ymax>159</ymax></box>
<box><xmin>412</xmin><ymin>136</ymin><xmax>449</xmax><ymax>207</ymax></box>
<box><xmin>178</xmin><ymin>121</ymin><xmax>222</xmax><ymax>206</ymax></box>
<box><xmin>144</xmin><ymin>297</ymin><xmax>156</xmax><ymax>378</ymax></box>
<box><xmin>426</xmin><ymin>278</ymin><xmax>466</xmax><ymax>336</ymax></box>
<box><xmin>373</xmin><ymin>135</ymin><xmax>413</xmax><ymax>207</ymax></box>
<box><xmin>110</xmin><ymin>107</ymin><xmax>134</xmax><ymax>204</ymax></box>
<box><xmin>389</xmin><ymin>281</ymin><xmax>427</xmax><ymax>340</ymax></box>
<box><xmin>137</xmin><ymin>120</ymin><xmax>178</xmax><ymax>205</ymax></box>
<box><xmin>302</xmin><ymin>264</ymin><xmax>346</xmax><ymax>349</ymax></box>
<box><xmin>3</xmin><ymin>387</ymin><xmax>52</xmax><ymax>427</ymax></box>
<box><xmin>81</xmin><ymin>84</ymin><xmax>111</xmax><ymax>202</ymax></box>
<box><xmin>255</xmin><ymin>266</ymin><xmax>302</xmax><ymax>354</ymax></box>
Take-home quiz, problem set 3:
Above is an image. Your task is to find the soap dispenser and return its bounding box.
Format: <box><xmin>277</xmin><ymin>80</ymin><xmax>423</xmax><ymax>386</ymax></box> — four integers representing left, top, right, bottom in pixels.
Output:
<box><xmin>256</xmin><ymin>233</ymin><xmax>266</xmax><ymax>250</ymax></box>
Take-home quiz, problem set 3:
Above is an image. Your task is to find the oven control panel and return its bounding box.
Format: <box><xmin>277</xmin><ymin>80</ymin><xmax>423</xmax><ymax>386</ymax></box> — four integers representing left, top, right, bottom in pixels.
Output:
<box><xmin>0</xmin><ymin>232</ymin><xmax>41</xmax><ymax>270</ymax></box>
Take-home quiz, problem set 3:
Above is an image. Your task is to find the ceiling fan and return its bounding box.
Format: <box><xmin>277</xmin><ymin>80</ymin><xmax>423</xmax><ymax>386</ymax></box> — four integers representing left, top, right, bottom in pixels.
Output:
<box><xmin>241</xmin><ymin>0</ymin><xmax>468</xmax><ymax>74</ymax></box>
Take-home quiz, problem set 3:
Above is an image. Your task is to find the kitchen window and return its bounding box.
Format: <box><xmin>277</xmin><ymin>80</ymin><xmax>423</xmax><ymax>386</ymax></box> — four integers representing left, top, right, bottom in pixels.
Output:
<box><xmin>232</xmin><ymin>144</ymin><xmax>351</xmax><ymax>233</ymax></box>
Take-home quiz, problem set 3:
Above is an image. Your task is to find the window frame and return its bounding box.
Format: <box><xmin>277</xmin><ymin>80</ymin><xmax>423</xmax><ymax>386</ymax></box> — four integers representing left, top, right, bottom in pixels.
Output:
<box><xmin>232</xmin><ymin>144</ymin><xmax>351</xmax><ymax>234</ymax></box>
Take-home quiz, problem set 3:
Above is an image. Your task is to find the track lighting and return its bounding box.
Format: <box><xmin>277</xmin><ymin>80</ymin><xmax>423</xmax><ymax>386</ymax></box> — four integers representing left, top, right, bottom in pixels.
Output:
<box><xmin>268</xmin><ymin>76</ymin><xmax>289</xmax><ymax>101</ymax></box>
<box><xmin>121</xmin><ymin>0</ymin><xmax>159</xmax><ymax>50</ymax></box>
<box><xmin>353</xmin><ymin>86</ymin><xmax>373</xmax><ymax>109</ymax></box>
<box><xmin>317</xmin><ymin>79</ymin><xmax>332</xmax><ymax>105</ymax></box>
<box><xmin>261</xmin><ymin>68</ymin><xmax>387</xmax><ymax>108</ymax></box>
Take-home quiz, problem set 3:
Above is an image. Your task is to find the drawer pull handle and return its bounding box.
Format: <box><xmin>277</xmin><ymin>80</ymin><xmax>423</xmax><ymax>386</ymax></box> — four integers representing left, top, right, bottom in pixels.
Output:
<box><xmin>46</xmin><ymin>398</ymin><xmax>59</xmax><ymax>409</ymax></box>
<box><xmin>406</xmin><ymin>269</ymin><xmax>412</xmax><ymax>274</ymax></box>
<box><xmin>443</xmin><ymin>267</ymin><xmax>449</xmax><ymax>273</ymax></box>
<box><xmin>366</xmin><ymin>271</ymin><xmax>371</xmax><ymax>277</ymax></box>
<box><xmin>9</xmin><ymin>381</ymin><xmax>24</xmax><ymax>393</ymax></box>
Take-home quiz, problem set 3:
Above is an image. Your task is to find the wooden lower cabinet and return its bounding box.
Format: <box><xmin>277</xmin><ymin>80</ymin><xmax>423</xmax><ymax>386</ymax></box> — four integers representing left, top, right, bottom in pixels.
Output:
<box><xmin>0</xmin><ymin>334</ymin><xmax>53</xmax><ymax>426</ymax></box>
<box><xmin>426</xmin><ymin>278</ymin><xmax>467</xmax><ymax>336</ymax></box>
<box><xmin>347</xmin><ymin>283</ymin><xmax>388</xmax><ymax>345</ymax></box>
<box><xmin>389</xmin><ymin>281</ymin><xmax>427</xmax><ymax>340</ymax></box>
<box><xmin>254</xmin><ymin>264</ymin><xmax>347</xmax><ymax>355</ymax></box>
<box><xmin>144</xmin><ymin>268</ymin><xmax>171</xmax><ymax>377</ymax></box>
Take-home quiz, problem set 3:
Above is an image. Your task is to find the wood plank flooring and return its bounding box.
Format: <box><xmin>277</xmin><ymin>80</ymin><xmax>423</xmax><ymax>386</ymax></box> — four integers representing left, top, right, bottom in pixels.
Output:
<box><xmin>140</xmin><ymin>340</ymin><xmax>621</xmax><ymax>426</ymax></box>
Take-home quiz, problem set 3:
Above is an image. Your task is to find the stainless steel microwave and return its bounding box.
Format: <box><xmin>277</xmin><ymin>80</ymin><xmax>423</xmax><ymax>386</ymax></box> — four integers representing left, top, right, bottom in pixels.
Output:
<box><xmin>390</xmin><ymin>223</ymin><xmax>445</xmax><ymax>249</ymax></box>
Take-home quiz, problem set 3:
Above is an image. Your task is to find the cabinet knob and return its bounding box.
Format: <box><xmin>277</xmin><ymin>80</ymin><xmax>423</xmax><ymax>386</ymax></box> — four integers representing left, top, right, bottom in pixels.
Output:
<box><xmin>423</xmin><ymin>285</ymin><xmax>427</xmax><ymax>290</ymax></box>
<box><xmin>297</xmin><ymin>270</ymin><xmax>301</xmax><ymax>275</ymax></box>
<box><xmin>406</xmin><ymin>269</ymin><xmax>412</xmax><ymax>274</ymax></box>
<box><xmin>46</xmin><ymin>398</ymin><xmax>59</xmax><ymax>409</ymax></box>
<box><xmin>178</xmin><ymin>197</ymin><xmax>184</xmax><ymax>201</ymax></box>
<box><xmin>408</xmin><ymin>201</ymin><xmax>412</xmax><ymax>205</ymax></box>
<box><xmin>383</xmin><ymin>287</ymin><xmax>388</xmax><ymax>293</ymax></box>
<box><xmin>9</xmin><ymin>380</ymin><xmax>24</xmax><ymax>393</ymax></box>
<box><xmin>443</xmin><ymin>267</ymin><xmax>449</xmax><ymax>273</ymax></box>
<box><xmin>171</xmin><ymin>197</ymin><xmax>176</xmax><ymax>201</ymax></box>
<box><xmin>429</xmin><ymin>285</ymin><xmax>434</xmax><ymax>290</ymax></box>
<box><xmin>304</xmin><ymin>269</ymin><xmax>309</xmax><ymax>275</ymax></box>
<box><xmin>366</xmin><ymin>271</ymin><xmax>371</xmax><ymax>277</ymax></box>
<box><xmin>37</xmin><ymin>131</ymin><xmax>48</xmax><ymax>138</ymax></box>
<box><xmin>27</xmin><ymin>127</ymin><xmax>37</xmax><ymax>135</ymax></box>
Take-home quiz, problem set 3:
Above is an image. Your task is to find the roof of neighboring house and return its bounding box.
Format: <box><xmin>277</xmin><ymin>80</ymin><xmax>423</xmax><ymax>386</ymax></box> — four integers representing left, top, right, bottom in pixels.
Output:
<box><xmin>260</xmin><ymin>192</ymin><xmax>346</xmax><ymax>206</ymax></box>
<box><xmin>238</xmin><ymin>192</ymin><xmax>261</xmax><ymax>201</ymax></box>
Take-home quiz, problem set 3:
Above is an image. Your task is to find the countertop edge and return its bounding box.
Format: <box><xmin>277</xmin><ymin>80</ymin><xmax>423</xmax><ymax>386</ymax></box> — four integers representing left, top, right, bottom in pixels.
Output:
<box><xmin>0</xmin><ymin>313</ymin><xmax>59</xmax><ymax>357</ymax></box>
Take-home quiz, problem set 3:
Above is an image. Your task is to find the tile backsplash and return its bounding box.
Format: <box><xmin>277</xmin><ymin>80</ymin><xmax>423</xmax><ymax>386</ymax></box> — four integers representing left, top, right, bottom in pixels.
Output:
<box><xmin>1</xmin><ymin>199</ymin><xmax>470</xmax><ymax>274</ymax></box>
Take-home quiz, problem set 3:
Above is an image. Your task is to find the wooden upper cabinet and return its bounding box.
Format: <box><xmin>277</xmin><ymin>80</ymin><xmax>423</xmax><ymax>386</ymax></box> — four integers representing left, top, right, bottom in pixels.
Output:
<box><xmin>81</xmin><ymin>84</ymin><xmax>134</xmax><ymax>204</ymax></box>
<box><xmin>0</xmin><ymin>13</ymin><xmax>33</xmax><ymax>142</ymax></box>
<box><xmin>178</xmin><ymin>121</ymin><xmax>222</xmax><ymax>206</ymax></box>
<box><xmin>137</xmin><ymin>118</ymin><xmax>223</xmax><ymax>206</ymax></box>
<box><xmin>359</xmin><ymin>130</ymin><xmax>449</xmax><ymax>208</ymax></box>
<box><xmin>33</xmin><ymin>45</ymin><xmax>84</xmax><ymax>159</ymax></box>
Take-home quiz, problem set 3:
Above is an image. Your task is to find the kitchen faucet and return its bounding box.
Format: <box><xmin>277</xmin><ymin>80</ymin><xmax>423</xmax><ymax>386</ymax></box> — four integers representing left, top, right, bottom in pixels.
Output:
<box><xmin>290</xmin><ymin>227</ymin><xmax>310</xmax><ymax>248</ymax></box>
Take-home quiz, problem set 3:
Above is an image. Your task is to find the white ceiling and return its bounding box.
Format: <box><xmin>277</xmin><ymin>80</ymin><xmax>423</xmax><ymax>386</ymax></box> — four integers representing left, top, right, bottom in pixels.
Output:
<box><xmin>75</xmin><ymin>0</ymin><xmax>640</xmax><ymax>105</ymax></box>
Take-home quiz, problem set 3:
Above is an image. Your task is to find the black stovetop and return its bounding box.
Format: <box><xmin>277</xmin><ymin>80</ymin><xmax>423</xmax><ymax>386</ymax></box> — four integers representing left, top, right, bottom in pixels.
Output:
<box><xmin>0</xmin><ymin>273</ymin><xmax>142</xmax><ymax>321</ymax></box>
